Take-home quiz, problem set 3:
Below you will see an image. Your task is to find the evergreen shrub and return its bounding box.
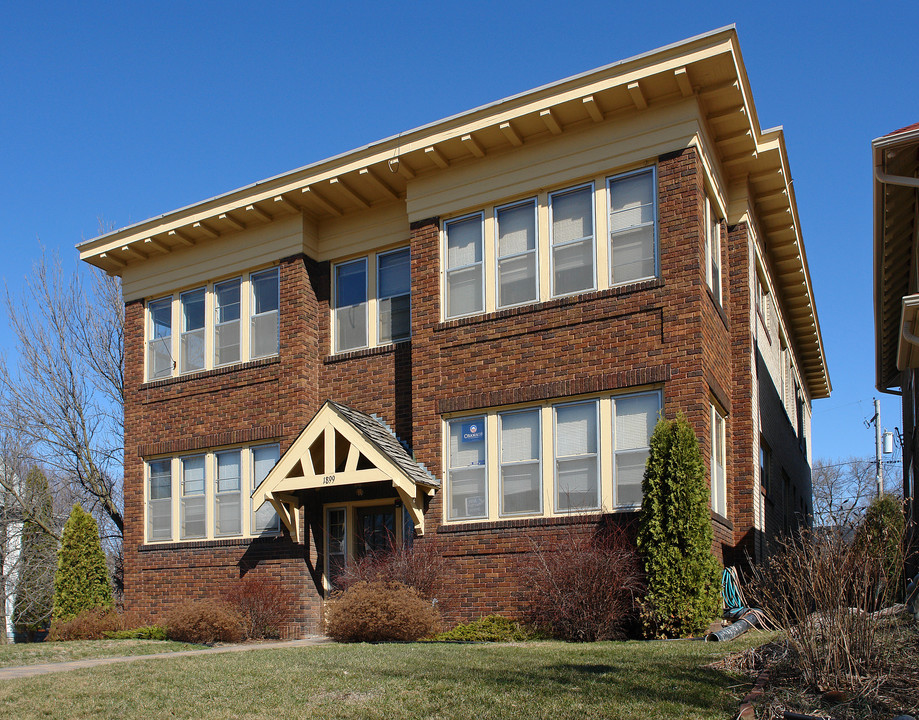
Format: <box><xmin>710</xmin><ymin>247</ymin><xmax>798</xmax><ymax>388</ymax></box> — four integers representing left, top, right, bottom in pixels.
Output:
<box><xmin>432</xmin><ymin>615</ymin><xmax>537</xmax><ymax>642</ymax></box>
<box><xmin>13</xmin><ymin>467</ymin><xmax>57</xmax><ymax>640</ymax></box>
<box><xmin>636</xmin><ymin>413</ymin><xmax>722</xmax><ymax>638</ymax></box>
<box><xmin>51</xmin><ymin>504</ymin><xmax>113</xmax><ymax>623</ymax></box>
<box><xmin>324</xmin><ymin>581</ymin><xmax>439</xmax><ymax>642</ymax></box>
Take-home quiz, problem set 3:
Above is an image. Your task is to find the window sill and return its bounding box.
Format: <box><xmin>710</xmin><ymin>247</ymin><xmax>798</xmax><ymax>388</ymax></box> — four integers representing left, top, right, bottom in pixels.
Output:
<box><xmin>324</xmin><ymin>340</ymin><xmax>410</xmax><ymax>364</ymax></box>
<box><xmin>437</xmin><ymin>278</ymin><xmax>664</xmax><ymax>331</ymax></box>
<box><xmin>142</xmin><ymin>356</ymin><xmax>280</xmax><ymax>388</ymax></box>
<box><xmin>710</xmin><ymin>509</ymin><xmax>733</xmax><ymax>530</ymax></box>
<box><xmin>138</xmin><ymin>533</ymin><xmax>286</xmax><ymax>552</ymax></box>
<box><xmin>436</xmin><ymin>508</ymin><xmax>638</xmax><ymax>534</ymax></box>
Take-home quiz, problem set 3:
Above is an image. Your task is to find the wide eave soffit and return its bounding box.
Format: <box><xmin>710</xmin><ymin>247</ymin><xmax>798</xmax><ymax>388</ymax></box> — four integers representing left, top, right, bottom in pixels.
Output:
<box><xmin>77</xmin><ymin>25</ymin><xmax>828</xmax><ymax>398</ymax></box>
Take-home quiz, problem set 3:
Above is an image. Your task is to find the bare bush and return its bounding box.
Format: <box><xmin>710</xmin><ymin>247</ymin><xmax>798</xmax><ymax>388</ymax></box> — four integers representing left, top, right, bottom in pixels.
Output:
<box><xmin>750</xmin><ymin>524</ymin><xmax>910</xmax><ymax>696</ymax></box>
<box><xmin>163</xmin><ymin>600</ymin><xmax>246</xmax><ymax>644</ymax></box>
<box><xmin>47</xmin><ymin>607</ymin><xmax>121</xmax><ymax>641</ymax></box>
<box><xmin>324</xmin><ymin>580</ymin><xmax>439</xmax><ymax>642</ymax></box>
<box><xmin>223</xmin><ymin>575</ymin><xmax>295</xmax><ymax>639</ymax></box>
<box><xmin>521</xmin><ymin>523</ymin><xmax>644</xmax><ymax>641</ymax></box>
<box><xmin>332</xmin><ymin>539</ymin><xmax>445</xmax><ymax>600</ymax></box>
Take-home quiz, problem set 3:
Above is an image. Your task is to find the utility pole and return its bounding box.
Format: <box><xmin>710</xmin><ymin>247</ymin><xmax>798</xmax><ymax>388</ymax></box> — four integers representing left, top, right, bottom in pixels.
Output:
<box><xmin>874</xmin><ymin>398</ymin><xmax>884</xmax><ymax>496</ymax></box>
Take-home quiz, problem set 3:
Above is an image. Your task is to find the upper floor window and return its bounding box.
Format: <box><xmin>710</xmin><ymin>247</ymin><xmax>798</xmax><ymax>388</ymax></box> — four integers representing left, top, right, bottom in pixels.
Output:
<box><xmin>550</xmin><ymin>185</ymin><xmax>596</xmax><ymax>297</ymax></box>
<box><xmin>496</xmin><ymin>200</ymin><xmax>538</xmax><ymax>307</ymax></box>
<box><xmin>444</xmin><ymin>215</ymin><xmax>484</xmax><ymax>318</ymax></box>
<box><xmin>145</xmin><ymin>266</ymin><xmax>280</xmax><ymax>381</ymax></box>
<box><xmin>442</xmin><ymin>166</ymin><xmax>659</xmax><ymax>320</ymax></box>
<box><xmin>147</xmin><ymin>297</ymin><xmax>173</xmax><ymax>380</ymax></box>
<box><xmin>332</xmin><ymin>247</ymin><xmax>411</xmax><ymax>353</ymax></box>
<box><xmin>609</xmin><ymin>168</ymin><xmax>657</xmax><ymax>285</ymax></box>
<box><xmin>704</xmin><ymin>196</ymin><xmax>723</xmax><ymax>304</ymax></box>
<box><xmin>444</xmin><ymin>389</ymin><xmax>661</xmax><ymax>523</ymax></box>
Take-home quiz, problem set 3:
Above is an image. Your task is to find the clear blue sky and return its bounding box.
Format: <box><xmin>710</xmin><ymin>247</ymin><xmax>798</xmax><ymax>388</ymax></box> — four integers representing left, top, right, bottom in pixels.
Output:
<box><xmin>1</xmin><ymin>1</ymin><xmax>917</xmax><ymax>464</ymax></box>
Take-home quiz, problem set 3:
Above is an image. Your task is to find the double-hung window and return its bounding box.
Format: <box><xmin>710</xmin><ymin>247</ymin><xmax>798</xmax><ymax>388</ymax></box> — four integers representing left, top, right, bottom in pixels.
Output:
<box><xmin>496</xmin><ymin>199</ymin><xmax>538</xmax><ymax>307</ymax></box>
<box><xmin>181</xmin><ymin>455</ymin><xmax>207</xmax><ymax>539</ymax></box>
<box><xmin>215</xmin><ymin>450</ymin><xmax>242</xmax><ymax>537</ymax></box>
<box><xmin>180</xmin><ymin>288</ymin><xmax>206</xmax><ymax>373</ymax></box>
<box><xmin>705</xmin><ymin>196</ymin><xmax>723</xmax><ymax>303</ymax></box>
<box><xmin>499</xmin><ymin>409</ymin><xmax>541</xmax><ymax>515</ymax></box>
<box><xmin>377</xmin><ymin>248</ymin><xmax>411</xmax><ymax>344</ymax></box>
<box><xmin>710</xmin><ymin>404</ymin><xmax>727</xmax><ymax>516</ymax></box>
<box><xmin>447</xmin><ymin>416</ymin><xmax>487</xmax><ymax>520</ymax></box>
<box><xmin>335</xmin><ymin>259</ymin><xmax>368</xmax><ymax>353</ymax></box>
<box><xmin>609</xmin><ymin>168</ymin><xmax>656</xmax><ymax>285</ymax></box>
<box><xmin>147</xmin><ymin>459</ymin><xmax>172</xmax><ymax>541</ymax></box>
<box><xmin>251</xmin><ymin>268</ymin><xmax>280</xmax><ymax>358</ymax></box>
<box><xmin>554</xmin><ymin>401</ymin><xmax>599</xmax><ymax>511</ymax></box>
<box><xmin>445</xmin><ymin>214</ymin><xmax>484</xmax><ymax>318</ymax></box>
<box><xmin>613</xmin><ymin>393</ymin><xmax>658</xmax><ymax>506</ymax></box>
<box><xmin>550</xmin><ymin>185</ymin><xmax>595</xmax><ymax>297</ymax></box>
<box><xmin>147</xmin><ymin>297</ymin><xmax>173</xmax><ymax>380</ymax></box>
<box><xmin>326</xmin><ymin>507</ymin><xmax>347</xmax><ymax>583</ymax></box>
<box><xmin>252</xmin><ymin>444</ymin><xmax>281</xmax><ymax>534</ymax></box>
<box><xmin>214</xmin><ymin>278</ymin><xmax>241</xmax><ymax>366</ymax></box>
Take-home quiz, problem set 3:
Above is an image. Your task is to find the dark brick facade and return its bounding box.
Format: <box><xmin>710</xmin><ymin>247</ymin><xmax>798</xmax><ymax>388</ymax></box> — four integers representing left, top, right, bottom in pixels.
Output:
<box><xmin>122</xmin><ymin>146</ymin><xmax>809</xmax><ymax>631</ymax></box>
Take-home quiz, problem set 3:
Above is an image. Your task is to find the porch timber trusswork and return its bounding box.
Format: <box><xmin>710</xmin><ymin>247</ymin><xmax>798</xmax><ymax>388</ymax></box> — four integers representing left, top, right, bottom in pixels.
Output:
<box><xmin>253</xmin><ymin>401</ymin><xmax>439</xmax><ymax>537</ymax></box>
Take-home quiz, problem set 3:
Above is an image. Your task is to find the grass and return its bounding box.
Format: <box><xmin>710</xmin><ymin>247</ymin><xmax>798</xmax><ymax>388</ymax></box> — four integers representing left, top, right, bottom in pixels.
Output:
<box><xmin>0</xmin><ymin>633</ymin><xmax>771</xmax><ymax>719</ymax></box>
<box><xmin>0</xmin><ymin>639</ymin><xmax>205</xmax><ymax>668</ymax></box>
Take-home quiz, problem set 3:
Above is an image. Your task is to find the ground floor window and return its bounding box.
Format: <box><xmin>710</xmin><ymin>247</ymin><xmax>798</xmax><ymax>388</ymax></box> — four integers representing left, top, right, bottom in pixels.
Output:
<box><xmin>711</xmin><ymin>404</ymin><xmax>727</xmax><ymax>517</ymax></box>
<box><xmin>444</xmin><ymin>389</ymin><xmax>662</xmax><ymax>523</ymax></box>
<box><xmin>144</xmin><ymin>443</ymin><xmax>281</xmax><ymax>543</ymax></box>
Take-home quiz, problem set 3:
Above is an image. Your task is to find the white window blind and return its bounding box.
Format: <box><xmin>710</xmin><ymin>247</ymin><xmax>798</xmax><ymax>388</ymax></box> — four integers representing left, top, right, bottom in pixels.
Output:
<box><xmin>215</xmin><ymin>450</ymin><xmax>241</xmax><ymax>536</ymax></box>
<box><xmin>500</xmin><ymin>409</ymin><xmax>541</xmax><ymax>515</ymax></box>
<box><xmin>448</xmin><ymin>417</ymin><xmax>487</xmax><ymax>520</ymax></box>
<box><xmin>497</xmin><ymin>201</ymin><xmax>537</xmax><ymax>307</ymax></box>
<box><xmin>445</xmin><ymin>216</ymin><xmax>484</xmax><ymax>318</ymax></box>
<box><xmin>609</xmin><ymin>170</ymin><xmax>656</xmax><ymax>285</ymax></box>
<box><xmin>555</xmin><ymin>401</ymin><xmax>599</xmax><ymax>511</ymax></box>
<box><xmin>180</xmin><ymin>288</ymin><xmax>206</xmax><ymax>373</ymax></box>
<box><xmin>214</xmin><ymin>278</ymin><xmax>241</xmax><ymax>366</ymax></box>
<box><xmin>181</xmin><ymin>455</ymin><xmax>206</xmax><ymax>539</ymax></box>
<box><xmin>147</xmin><ymin>459</ymin><xmax>172</xmax><ymax>541</ymax></box>
<box><xmin>613</xmin><ymin>393</ymin><xmax>660</xmax><ymax>506</ymax></box>
<box><xmin>551</xmin><ymin>187</ymin><xmax>595</xmax><ymax>296</ymax></box>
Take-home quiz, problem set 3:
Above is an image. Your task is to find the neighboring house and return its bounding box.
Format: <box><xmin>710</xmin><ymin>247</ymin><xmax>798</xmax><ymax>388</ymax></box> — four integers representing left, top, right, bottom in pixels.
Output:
<box><xmin>78</xmin><ymin>26</ymin><xmax>829</xmax><ymax>635</ymax></box>
<box><xmin>873</xmin><ymin>121</ymin><xmax>919</xmax><ymax>572</ymax></box>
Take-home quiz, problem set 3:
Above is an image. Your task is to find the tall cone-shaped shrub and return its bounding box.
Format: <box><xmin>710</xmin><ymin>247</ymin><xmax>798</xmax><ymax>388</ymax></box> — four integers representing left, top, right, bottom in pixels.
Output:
<box><xmin>52</xmin><ymin>504</ymin><xmax>112</xmax><ymax>622</ymax></box>
<box><xmin>637</xmin><ymin>413</ymin><xmax>721</xmax><ymax>638</ymax></box>
<box><xmin>13</xmin><ymin>467</ymin><xmax>57</xmax><ymax>640</ymax></box>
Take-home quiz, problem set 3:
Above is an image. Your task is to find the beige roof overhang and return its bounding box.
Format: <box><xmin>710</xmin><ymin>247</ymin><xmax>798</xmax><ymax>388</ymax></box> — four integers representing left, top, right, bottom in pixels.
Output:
<box><xmin>77</xmin><ymin>25</ymin><xmax>828</xmax><ymax>398</ymax></box>
<box><xmin>873</xmin><ymin>124</ymin><xmax>919</xmax><ymax>392</ymax></box>
<box><xmin>252</xmin><ymin>401</ymin><xmax>438</xmax><ymax>539</ymax></box>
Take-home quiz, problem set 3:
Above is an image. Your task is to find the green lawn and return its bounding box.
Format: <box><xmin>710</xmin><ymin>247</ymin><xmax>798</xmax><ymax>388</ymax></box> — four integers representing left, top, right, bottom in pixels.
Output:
<box><xmin>0</xmin><ymin>639</ymin><xmax>205</xmax><ymax>668</ymax></box>
<box><xmin>0</xmin><ymin>635</ymin><xmax>768</xmax><ymax>720</ymax></box>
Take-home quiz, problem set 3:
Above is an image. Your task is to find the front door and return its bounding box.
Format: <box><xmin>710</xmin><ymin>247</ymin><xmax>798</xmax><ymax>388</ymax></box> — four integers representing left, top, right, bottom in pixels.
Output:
<box><xmin>354</xmin><ymin>505</ymin><xmax>396</xmax><ymax>559</ymax></box>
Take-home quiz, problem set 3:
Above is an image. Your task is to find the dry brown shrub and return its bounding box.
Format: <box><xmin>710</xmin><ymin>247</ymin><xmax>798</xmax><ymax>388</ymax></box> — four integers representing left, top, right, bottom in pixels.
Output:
<box><xmin>324</xmin><ymin>581</ymin><xmax>439</xmax><ymax>642</ymax></box>
<box><xmin>47</xmin><ymin>607</ymin><xmax>122</xmax><ymax>641</ymax></box>
<box><xmin>163</xmin><ymin>600</ymin><xmax>246</xmax><ymax>644</ymax></box>
<box><xmin>521</xmin><ymin>522</ymin><xmax>644</xmax><ymax>641</ymax></box>
<box><xmin>332</xmin><ymin>540</ymin><xmax>445</xmax><ymax>600</ymax></box>
<box><xmin>223</xmin><ymin>575</ymin><xmax>295</xmax><ymax>639</ymax></box>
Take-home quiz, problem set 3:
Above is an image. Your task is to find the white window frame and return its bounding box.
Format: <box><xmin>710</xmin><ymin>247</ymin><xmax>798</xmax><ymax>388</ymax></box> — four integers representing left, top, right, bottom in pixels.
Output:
<box><xmin>553</xmin><ymin>399</ymin><xmax>601</xmax><ymax>512</ymax></box>
<box><xmin>214</xmin><ymin>449</ymin><xmax>243</xmax><ymax>538</ymax></box>
<box><xmin>548</xmin><ymin>183</ymin><xmax>597</xmax><ymax>298</ymax></box>
<box><xmin>608</xmin><ymin>167</ymin><xmax>658</xmax><ymax>287</ymax></box>
<box><xmin>498</xmin><ymin>407</ymin><xmax>542</xmax><ymax>516</ymax></box>
<box><xmin>146</xmin><ymin>295</ymin><xmax>174</xmax><ymax>380</ymax></box>
<box><xmin>446</xmin><ymin>414</ymin><xmax>488</xmax><ymax>521</ymax></box>
<box><xmin>705</xmin><ymin>196</ymin><xmax>723</xmax><ymax>304</ymax></box>
<box><xmin>146</xmin><ymin>458</ymin><xmax>173</xmax><ymax>542</ymax></box>
<box><xmin>249</xmin><ymin>267</ymin><xmax>280</xmax><ymax>360</ymax></box>
<box><xmin>144</xmin><ymin>445</ymin><xmax>283</xmax><ymax>543</ymax></box>
<box><xmin>443</xmin><ymin>212</ymin><xmax>486</xmax><ymax>319</ymax></box>
<box><xmin>611</xmin><ymin>391</ymin><xmax>661</xmax><ymax>508</ymax></box>
<box><xmin>180</xmin><ymin>453</ymin><xmax>207</xmax><ymax>540</ymax></box>
<box><xmin>144</xmin><ymin>266</ymin><xmax>281</xmax><ymax>382</ymax></box>
<box><xmin>710</xmin><ymin>403</ymin><xmax>727</xmax><ymax>517</ymax></box>
<box><xmin>333</xmin><ymin>257</ymin><xmax>369</xmax><ymax>353</ymax></box>
<box><xmin>376</xmin><ymin>246</ymin><xmax>412</xmax><ymax>345</ymax></box>
<box><xmin>213</xmin><ymin>276</ymin><xmax>242</xmax><ymax>368</ymax></box>
<box><xmin>494</xmin><ymin>198</ymin><xmax>539</xmax><ymax>309</ymax></box>
<box><xmin>179</xmin><ymin>287</ymin><xmax>207</xmax><ymax>374</ymax></box>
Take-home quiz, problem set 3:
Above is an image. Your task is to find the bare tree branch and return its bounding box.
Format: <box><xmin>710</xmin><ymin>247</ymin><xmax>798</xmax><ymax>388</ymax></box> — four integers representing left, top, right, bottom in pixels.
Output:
<box><xmin>812</xmin><ymin>457</ymin><xmax>876</xmax><ymax>529</ymax></box>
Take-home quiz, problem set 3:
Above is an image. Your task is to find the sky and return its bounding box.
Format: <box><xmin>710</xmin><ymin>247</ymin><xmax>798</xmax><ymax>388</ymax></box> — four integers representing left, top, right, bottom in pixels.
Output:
<box><xmin>1</xmin><ymin>1</ymin><xmax>917</xmax><ymax>468</ymax></box>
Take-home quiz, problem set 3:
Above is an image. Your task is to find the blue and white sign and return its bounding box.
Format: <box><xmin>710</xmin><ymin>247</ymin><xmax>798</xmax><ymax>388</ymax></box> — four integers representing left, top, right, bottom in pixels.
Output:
<box><xmin>461</xmin><ymin>421</ymin><xmax>483</xmax><ymax>443</ymax></box>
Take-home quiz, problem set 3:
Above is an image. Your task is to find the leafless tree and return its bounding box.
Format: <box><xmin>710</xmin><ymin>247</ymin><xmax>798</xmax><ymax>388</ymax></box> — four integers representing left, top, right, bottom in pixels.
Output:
<box><xmin>811</xmin><ymin>457</ymin><xmax>876</xmax><ymax>529</ymax></box>
<box><xmin>0</xmin><ymin>251</ymin><xmax>124</xmax><ymax>544</ymax></box>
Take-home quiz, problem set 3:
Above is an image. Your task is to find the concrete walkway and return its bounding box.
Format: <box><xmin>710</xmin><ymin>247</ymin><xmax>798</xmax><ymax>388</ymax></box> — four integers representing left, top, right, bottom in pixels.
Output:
<box><xmin>0</xmin><ymin>636</ymin><xmax>331</xmax><ymax>681</ymax></box>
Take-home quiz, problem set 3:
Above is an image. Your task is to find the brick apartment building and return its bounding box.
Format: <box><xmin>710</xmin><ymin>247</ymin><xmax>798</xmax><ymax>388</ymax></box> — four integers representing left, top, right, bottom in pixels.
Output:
<box><xmin>79</xmin><ymin>27</ymin><xmax>829</xmax><ymax>634</ymax></box>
